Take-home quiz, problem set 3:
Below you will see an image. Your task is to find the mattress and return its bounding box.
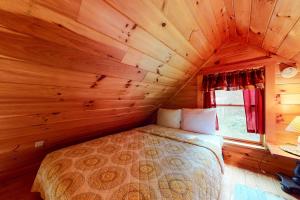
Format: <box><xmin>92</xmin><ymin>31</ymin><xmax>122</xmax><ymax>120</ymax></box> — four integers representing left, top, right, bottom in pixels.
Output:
<box><xmin>32</xmin><ymin>124</ymin><xmax>224</xmax><ymax>200</ymax></box>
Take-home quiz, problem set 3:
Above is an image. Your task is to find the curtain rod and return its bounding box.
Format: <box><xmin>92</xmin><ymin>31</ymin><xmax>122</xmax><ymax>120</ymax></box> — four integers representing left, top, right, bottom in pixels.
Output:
<box><xmin>201</xmin><ymin>65</ymin><xmax>265</xmax><ymax>75</ymax></box>
<box><xmin>199</xmin><ymin>55</ymin><xmax>279</xmax><ymax>75</ymax></box>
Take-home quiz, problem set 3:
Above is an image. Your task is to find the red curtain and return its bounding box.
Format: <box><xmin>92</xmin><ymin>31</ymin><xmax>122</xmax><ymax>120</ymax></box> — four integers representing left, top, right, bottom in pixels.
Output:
<box><xmin>203</xmin><ymin>91</ymin><xmax>216</xmax><ymax>108</ymax></box>
<box><xmin>243</xmin><ymin>89</ymin><xmax>265</xmax><ymax>134</ymax></box>
<box><xmin>202</xmin><ymin>67</ymin><xmax>265</xmax><ymax>134</ymax></box>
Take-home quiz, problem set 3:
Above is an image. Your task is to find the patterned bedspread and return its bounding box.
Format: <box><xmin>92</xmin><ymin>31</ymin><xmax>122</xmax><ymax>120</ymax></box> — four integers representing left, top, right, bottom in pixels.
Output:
<box><xmin>32</xmin><ymin>125</ymin><xmax>224</xmax><ymax>200</ymax></box>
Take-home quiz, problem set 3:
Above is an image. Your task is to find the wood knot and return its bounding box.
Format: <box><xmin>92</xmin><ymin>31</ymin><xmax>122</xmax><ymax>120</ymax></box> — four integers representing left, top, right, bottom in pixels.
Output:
<box><xmin>132</xmin><ymin>24</ymin><xmax>137</xmax><ymax>30</ymax></box>
<box><xmin>96</xmin><ymin>75</ymin><xmax>106</xmax><ymax>82</ymax></box>
<box><xmin>125</xmin><ymin>80</ymin><xmax>132</xmax><ymax>87</ymax></box>
<box><xmin>214</xmin><ymin>60</ymin><xmax>220</xmax><ymax>65</ymax></box>
<box><xmin>161</xmin><ymin>22</ymin><xmax>167</xmax><ymax>27</ymax></box>
<box><xmin>13</xmin><ymin>144</ymin><xmax>20</xmax><ymax>152</ymax></box>
<box><xmin>275</xmin><ymin>94</ymin><xmax>281</xmax><ymax>103</ymax></box>
<box><xmin>56</xmin><ymin>23</ymin><xmax>63</xmax><ymax>28</ymax></box>
<box><xmin>90</xmin><ymin>82</ymin><xmax>97</xmax><ymax>88</ymax></box>
<box><xmin>157</xmin><ymin>69</ymin><xmax>161</xmax><ymax>75</ymax></box>
<box><xmin>276</xmin><ymin>114</ymin><xmax>284</xmax><ymax>123</ymax></box>
<box><xmin>276</xmin><ymin>13</ymin><xmax>291</xmax><ymax>18</ymax></box>
<box><xmin>52</xmin><ymin>112</ymin><xmax>60</xmax><ymax>115</ymax></box>
<box><xmin>236</xmin><ymin>29</ymin><xmax>242</xmax><ymax>36</ymax></box>
<box><xmin>57</xmin><ymin>92</ymin><xmax>62</xmax><ymax>96</ymax></box>
<box><xmin>84</xmin><ymin>100</ymin><xmax>95</xmax><ymax>107</ymax></box>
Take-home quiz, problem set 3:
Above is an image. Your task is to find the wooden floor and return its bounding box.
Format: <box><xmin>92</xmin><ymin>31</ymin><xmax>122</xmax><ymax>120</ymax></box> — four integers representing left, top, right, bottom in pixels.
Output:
<box><xmin>0</xmin><ymin>164</ymin><xmax>299</xmax><ymax>200</ymax></box>
<box><xmin>220</xmin><ymin>165</ymin><xmax>300</xmax><ymax>200</ymax></box>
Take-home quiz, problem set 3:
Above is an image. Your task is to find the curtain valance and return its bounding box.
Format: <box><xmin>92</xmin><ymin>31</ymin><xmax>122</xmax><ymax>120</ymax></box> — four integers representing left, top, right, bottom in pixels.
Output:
<box><xmin>202</xmin><ymin>67</ymin><xmax>265</xmax><ymax>92</ymax></box>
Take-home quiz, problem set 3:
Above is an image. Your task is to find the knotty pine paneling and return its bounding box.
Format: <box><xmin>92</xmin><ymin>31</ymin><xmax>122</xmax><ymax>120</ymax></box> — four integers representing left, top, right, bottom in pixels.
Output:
<box><xmin>263</xmin><ymin>0</ymin><xmax>300</xmax><ymax>53</ymax></box>
<box><xmin>163</xmin><ymin>75</ymin><xmax>199</xmax><ymax>109</ymax></box>
<box><xmin>151</xmin><ymin>0</ymin><xmax>214</xmax><ymax>58</ymax></box>
<box><xmin>1</xmin><ymin>0</ymin><xmax>300</xmax><ymax>182</ymax></box>
<box><xmin>105</xmin><ymin>0</ymin><xmax>205</xmax><ymax>64</ymax></box>
<box><xmin>234</xmin><ymin>0</ymin><xmax>251</xmax><ymax>40</ymax></box>
<box><xmin>186</xmin><ymin>0</ymin><xmax>222</xmax><ymax>48</ymax></box>
<box><xmin>183</xmin><ymin>41</ymin><xmax>300</xmax><ymax>145</ymax></box>
<box><xmin>0</xmin><ymin>0</ymin><xmax>227</xmax><ymax>180</ymax></box>
<box><xmin>277</xmin><ymin>20</ymin><xmax>300</xmax><ymax>60</ymax></box>
<box><xmin>0</xmin><ymin>115</ymin><xmax>148</xmax><ymax>181</ymax></box>
<box><xmin>223</xmin><ymin>0</ymin><xmax>237</xmax><ymax>38</ymax></box>
<box><xmin>210</xmin><ymin>0</ymin><xmax>230</xmax><ymax>42</ymax></box>
<box><xmin>167</xmin><ymin>41</ymin><xmax>300</xmax><ymax>175</ymax></box>
<box><xmin>248</xmin><ymin>0</ymin><xmax>276</xmax><ymax>47</ymax></box>
<box><xmin>33</xmin><ymin>0</ymin><xmax>82</xmax><ymax>20</ymax></box>
<box><xmin>268</xmin><ymin>66</ymin><xmax>300</xmax><ymax>144</ymax></box>
<box><xmin>205</xmin><ymin>40</ymin><xmax>268</xmax><ymax>70</ymax></box>
<box><xmin>225</xmin><ymin>0</ymin><xmax>300</xmax><ymax>69</ymax></box>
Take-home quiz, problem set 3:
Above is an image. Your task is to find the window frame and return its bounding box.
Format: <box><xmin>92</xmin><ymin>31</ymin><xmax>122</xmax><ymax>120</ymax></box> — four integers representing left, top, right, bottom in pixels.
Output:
<box><xmin>215</xmin><ymin>103</ymin><xmax>264</xmax><ymax>145</ymax></box>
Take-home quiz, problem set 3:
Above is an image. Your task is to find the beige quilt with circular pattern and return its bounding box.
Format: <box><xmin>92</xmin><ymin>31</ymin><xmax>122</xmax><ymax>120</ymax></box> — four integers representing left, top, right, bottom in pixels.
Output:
<box><xmin>32</xmin><ymin>125</ymin><xmax>224</xmax><ymax>200</ymax></box>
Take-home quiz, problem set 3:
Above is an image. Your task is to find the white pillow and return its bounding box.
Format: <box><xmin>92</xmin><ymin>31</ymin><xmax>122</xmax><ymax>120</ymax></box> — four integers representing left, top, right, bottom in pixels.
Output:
<box><xmin>157</xmin><ymin>108</ymin><xmax>181</xmax><ymax>129</ymax></box>
<box><xmin>181</xmin><ymin>108</ymin><xmax>216</xmax><ymax>134</ymax></box>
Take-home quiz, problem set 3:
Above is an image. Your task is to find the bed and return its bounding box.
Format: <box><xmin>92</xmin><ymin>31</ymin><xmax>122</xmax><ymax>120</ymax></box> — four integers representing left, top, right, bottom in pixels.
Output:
<box><xmin>32</xmin><ymin>124</ymin><xmax>224</xmax><ymax>200</ymax></box>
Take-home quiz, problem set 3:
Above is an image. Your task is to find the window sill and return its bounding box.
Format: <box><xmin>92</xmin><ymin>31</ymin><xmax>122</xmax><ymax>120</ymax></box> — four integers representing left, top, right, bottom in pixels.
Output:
<box><xmin>223</xmin><ymin>139</ymin><xmax>266</xmax><ymax>150</ymax></box>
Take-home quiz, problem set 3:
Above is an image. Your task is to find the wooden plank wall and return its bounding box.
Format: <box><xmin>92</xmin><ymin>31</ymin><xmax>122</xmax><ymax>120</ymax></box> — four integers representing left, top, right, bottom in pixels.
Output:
<box><xmin>163</xmin><ymin>76</ymin><xmax>199</xmax><ymax>109</ymax></box>
<box><xmin>1</xmin><ymin>0</ymin><xmax>300</xmax><ymax>181</ymax></box>
<box><xmin>165</xmin><ymin>40</ymin><xmax>300</xmax><ymax>146</ymax></box>
<box><xmin>0</xmin><ymin>0</ymin><xmax>231</xmax><ymax>180</ymax></box>
<box><xmin>167</xmin><ymin>40</ymin><xmax>299</xmax><ymax>175</ymax></box>
<box><xmin>269</xmin><ymin>65</ymin><xmax>300</xmax><ymax>144</ymax></box>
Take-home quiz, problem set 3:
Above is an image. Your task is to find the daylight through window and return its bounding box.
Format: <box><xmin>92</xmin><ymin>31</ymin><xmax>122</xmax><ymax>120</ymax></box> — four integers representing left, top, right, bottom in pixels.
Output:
<box><xmin>215</xmin><ymin>90</ymin><xmax>261</xmax><ymax>143</ymax></box>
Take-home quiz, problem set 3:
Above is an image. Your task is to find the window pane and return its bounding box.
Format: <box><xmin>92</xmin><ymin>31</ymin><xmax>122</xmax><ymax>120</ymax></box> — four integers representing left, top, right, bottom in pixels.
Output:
<box><xmin>215</xmin><ymin>90</ymin><xmax>260</xmax><ymax>143</ymax></box>
<box><xmin>215</xmin><ymin>90</ymin><xmax>244</xmax><ymax>105</ymax></box>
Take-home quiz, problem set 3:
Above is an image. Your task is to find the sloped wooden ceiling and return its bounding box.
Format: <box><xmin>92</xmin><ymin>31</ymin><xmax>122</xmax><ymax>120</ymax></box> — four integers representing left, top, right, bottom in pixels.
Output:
<box><xmin>0</xmin><ymin>0</ymin><xmax>299</xmax><ymax>179</ymax></box>
<box><xmin>229</xmin><ymin>0</ymin><xmax>300</xmax><ymax>65</ymax></box>
<box><xmin>0</xmin><ymin>0</ymin><xmax>226</xmax><ymax>179</ymax></box>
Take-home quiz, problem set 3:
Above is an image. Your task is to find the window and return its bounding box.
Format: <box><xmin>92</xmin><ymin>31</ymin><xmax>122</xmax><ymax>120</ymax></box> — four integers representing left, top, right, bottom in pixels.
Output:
<box><xmin>215</xmin><ymin>90</ymin><xmax>262</xmax><ymax>143</ymax></box>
